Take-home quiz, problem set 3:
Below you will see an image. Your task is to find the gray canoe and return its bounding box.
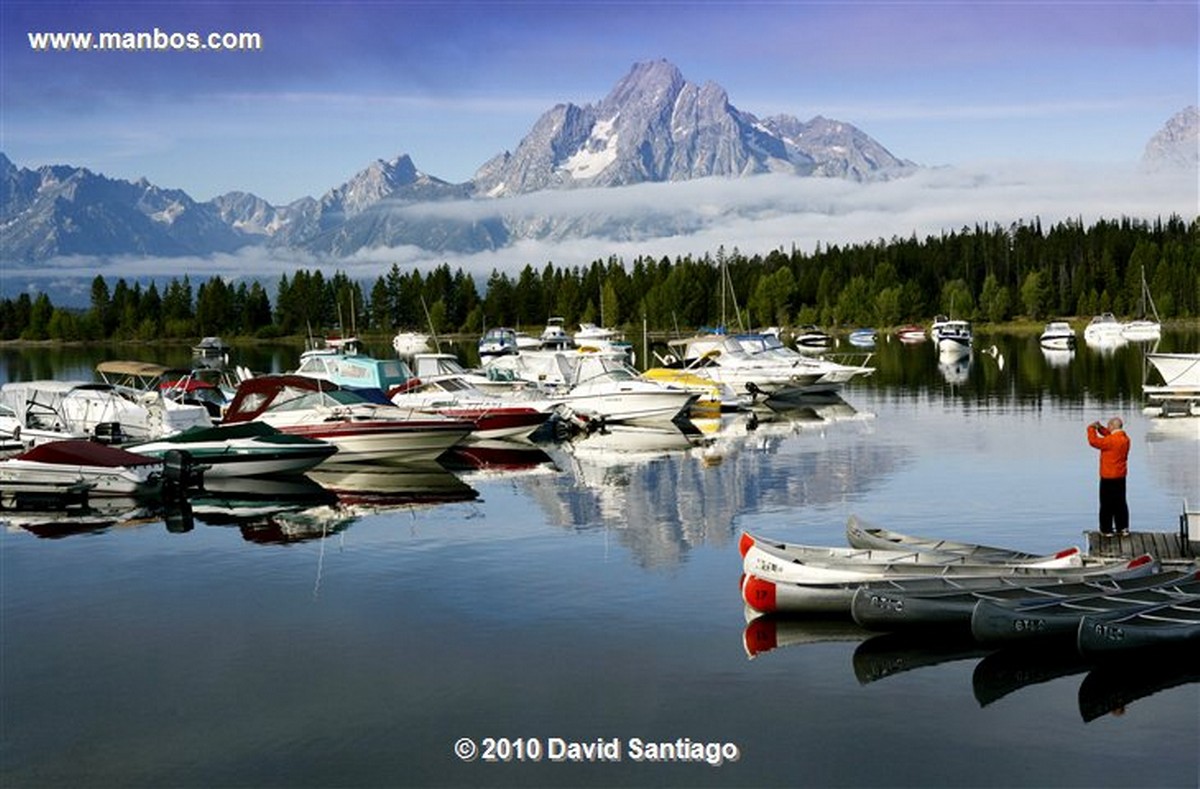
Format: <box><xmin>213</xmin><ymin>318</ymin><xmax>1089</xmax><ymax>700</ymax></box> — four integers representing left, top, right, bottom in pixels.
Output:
<box><xmin>1076</xmin><ymin>595</ymin><xmax>1200</xmax><ymax>655</ymax></box>
<box><xmin>849</xmin><ymin>569</ymin><xmax>1199</xmax><ymax>631</ymax></box>
<box><xmin>845</xmin><ymin>515</ymin><xmax>1078</xmax><ymax>563</ymax></box>
<box><xmin>970</xmin><ymin>578</ymin><xmax>1200</xmax><ymax>645</ymax></box>
<box><xmin>742</xmin><ymin>555</ymin><xmax>1162</xmax><ymax>616</ymax></box>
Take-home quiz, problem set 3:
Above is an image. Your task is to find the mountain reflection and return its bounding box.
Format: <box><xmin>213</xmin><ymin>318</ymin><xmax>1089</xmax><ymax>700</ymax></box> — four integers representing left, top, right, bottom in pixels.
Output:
<box><xmin>518</xmin><ymin>396</ymin><xmax>894</xmax><ymax>568</ymax></box>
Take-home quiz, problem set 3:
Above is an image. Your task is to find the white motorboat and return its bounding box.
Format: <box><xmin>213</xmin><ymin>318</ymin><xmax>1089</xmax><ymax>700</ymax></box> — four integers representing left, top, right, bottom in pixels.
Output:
<box><xmin>1143</xmin><ymin>352</ymin><xmax>1200</xmax><ymax>418</ymax></box>
<box><xmin>1083</xmin><ymin>313</ymin><xmax>1125</xmax><ymax>347</ymax></box>
<box><xmin>538</xmin><ymin>317</ymin><xmax>573</xmax><ymax>351</ymax></box>
<box><xmin>294</xmin><ymin>336</ymin><xmax>413</xmax><ymax>397</ymax></box>
<box><xmin>478</xmin><ymin>327</ymin><xmax>519</xmax><ymax>358</ymax></box>
<box><xmin>1121</xmin><ymin>266</ymin><xmax>1162</xmax><ymax>341</ymax></box>
<box><xmin>550</xmin><ymin>355</ymin><xmax>698</xmax><ymax>426</ymax></box>
<box><xmin>1039</xmin><ymin>321</ymin><xmax>1076</xmax><ymax>350</ymax></box>
<box><xmin>221</xmin><ymin>375</ymin><xmax>473</xmax><ymax>464</ymax></box>
<box><xmin>0</xmin><ymin>378</ymin><xmax>211</xmax><ymax>447</ymax></box>
<box><xmin>793</xmin><ymin>324</ymin><xmax>834</xmax><ymax>351</ymax></box>
<box><xmin>933</xmin><ymin>318</ymin><xmax>972</xmax><ymax>357</ymax></box>
<box><xmin>391</xmin><ymin>331</ymin><xmax>430</xmax><ymax>357</ymax></box>
<box><xmin>0</xmin><ymin>439</ymin><xmax>163</xmax><ymax>498</ymax></box>
<box><xmin>573</xmin><ymin>323</ymin><xmax>634</xmax><ymax>361</ymax></box>
<box><xmin>130</xmin><ymin>421</ymin><xmax>339</xmax><ymax>477</ymax></box>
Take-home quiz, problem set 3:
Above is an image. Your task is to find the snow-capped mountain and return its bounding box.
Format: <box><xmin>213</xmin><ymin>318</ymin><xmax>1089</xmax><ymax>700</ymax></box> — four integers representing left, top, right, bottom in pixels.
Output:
<box><xmin>2</xmin><ymin>60</ymin><xmax>918</xmax><ymax>264</ymax></box>
<box><xmin>1</xmin><ymin>153</ymin><xmax>248</xmax><ymax>261</ymax></box>
<box><xmin>1142</xmin><ymin>106</ymin><xmax>1199</xmax><ymax>171</ymax></box>
<box><xmin>472</xmin><ymin>60</ymin><xmax>912</xmax><ymax>197</ymax></box>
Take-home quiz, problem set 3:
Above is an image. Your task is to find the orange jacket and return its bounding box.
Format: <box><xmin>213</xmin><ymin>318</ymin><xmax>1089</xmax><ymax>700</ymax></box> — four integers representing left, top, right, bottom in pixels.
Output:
<box><xmin>1087</xmin><ymin>425</ymin><xmax>1129</xmax><ymax>479</ymax></box>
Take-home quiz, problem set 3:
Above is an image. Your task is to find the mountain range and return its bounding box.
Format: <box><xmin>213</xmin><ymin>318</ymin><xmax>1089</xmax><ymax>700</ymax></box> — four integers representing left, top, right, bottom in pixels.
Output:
<box><xmin>2</xmin><ymin>61</ymin><xmax>1194</xmax><ymax>266</ymax></box>
<box><xmin>1</xmin><ymin>60</ymin><xmax>919</xmax><ymax>264</ymax></box>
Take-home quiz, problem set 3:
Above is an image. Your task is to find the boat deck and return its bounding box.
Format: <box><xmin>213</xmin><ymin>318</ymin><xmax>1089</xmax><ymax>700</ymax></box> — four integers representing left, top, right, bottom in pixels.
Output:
<box><xmin>1085</xmin><ymin>530</ymin><xmax>1198</xmax><ymax>561</ymax></box>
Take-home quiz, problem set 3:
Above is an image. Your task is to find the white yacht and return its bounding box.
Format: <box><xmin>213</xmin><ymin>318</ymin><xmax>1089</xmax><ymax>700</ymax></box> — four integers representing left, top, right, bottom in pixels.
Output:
<box><xmin>1038</xmin><ymin>321</ymin><xmax>1076</xmax><ymax>350</ymax></box>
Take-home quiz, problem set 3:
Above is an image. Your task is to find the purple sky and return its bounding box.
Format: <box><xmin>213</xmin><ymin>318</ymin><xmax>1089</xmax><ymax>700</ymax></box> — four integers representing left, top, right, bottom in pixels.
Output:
<box><xmin>3</xmin><ymin>1</ymin><xmax>1197</xmax><ymax>204</ymax></box>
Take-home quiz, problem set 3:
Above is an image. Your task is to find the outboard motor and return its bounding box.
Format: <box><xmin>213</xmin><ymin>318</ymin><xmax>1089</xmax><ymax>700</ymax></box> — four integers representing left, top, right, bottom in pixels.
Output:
<box><xmin>162</xmin><ymin>449</ymin><xmax>204</xmax><ymax>494</ymax></box>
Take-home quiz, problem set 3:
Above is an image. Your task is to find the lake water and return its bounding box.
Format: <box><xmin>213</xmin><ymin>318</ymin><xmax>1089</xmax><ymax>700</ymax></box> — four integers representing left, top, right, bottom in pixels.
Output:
<box><xmin>2</xmin><ymin>330</ymin><xmax>1198</xmax><ymax>787</ymax></box>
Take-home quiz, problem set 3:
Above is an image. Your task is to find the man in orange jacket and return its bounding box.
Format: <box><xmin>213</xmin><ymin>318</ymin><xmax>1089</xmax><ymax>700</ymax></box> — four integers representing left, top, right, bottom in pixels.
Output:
<box><xmin>1087</xmin><ymin>417</ymin><xmax>1130</xmax><ymax>537</ymax></box>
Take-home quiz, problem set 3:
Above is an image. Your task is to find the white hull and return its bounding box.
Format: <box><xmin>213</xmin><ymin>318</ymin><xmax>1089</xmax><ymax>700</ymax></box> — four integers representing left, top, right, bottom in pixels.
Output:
<box><xmin>0</xmin><ymin>459</ymin><xmax>160</xmax><ymax>496</ymax></box>
<box><xmin>1147</xmin><ymin>353</ymin><xmax>1200</xmax><ymax>389</ymax></box>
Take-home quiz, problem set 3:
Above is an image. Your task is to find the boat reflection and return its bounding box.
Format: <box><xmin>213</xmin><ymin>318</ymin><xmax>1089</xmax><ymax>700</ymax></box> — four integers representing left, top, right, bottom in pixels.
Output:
<box><xmin>2</xmin><ymin>496</ymin><xmax>155</xmax><ymax>538</ymax></box>
<box><xmin>1077</xmin><ymin>645</ymin><xmax>1200</xmax><ymax>722</ymax></box>
<box><xmin>742</xmin><ymin>614</ymin><xmax>872</xmax><ymax>659</ymax></box>
<box><xmin>307</xmin><ymin>462</ymin><xmax>479</xmax><ymax>511</ymax></box>
<box><xmin>938</xmin><ymin>353</ymin><xmax>971</xmax><ymax>385</ymax></box>
<box><xmin>1041</xmin><ymin>347</ymin><xmax>1075</xmax><ymax>369</ymax></box>
<box><xmin>568</xmin><ymin>421</ymin><xmax>709</xmax><ymax>456</ymax></box>
<box><xmin>971</xmin><ymin>644</ymin><xmax>1091</xmax><ymax>707</ymax></box>
<box><xmin>188</xmin><ymin>475</ymin><xmax>339</xmax><ymax>526</ymax></box>
<box><xmin>440</xmin><ymin>440</ymin><xmax>557</xmax><ymax>473</ymax></box>
<box><xmin>852</xmin><ymin>631</ymin><xmax>992</xmax><ymax>685</ymax></box>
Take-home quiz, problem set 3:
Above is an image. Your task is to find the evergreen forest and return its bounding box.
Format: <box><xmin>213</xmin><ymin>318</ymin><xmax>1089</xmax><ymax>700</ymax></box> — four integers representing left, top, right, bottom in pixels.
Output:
<box><xmin>2</xmin><ymin>215</ymin><xmax>1196</xmax><ymax>343</ymax></box>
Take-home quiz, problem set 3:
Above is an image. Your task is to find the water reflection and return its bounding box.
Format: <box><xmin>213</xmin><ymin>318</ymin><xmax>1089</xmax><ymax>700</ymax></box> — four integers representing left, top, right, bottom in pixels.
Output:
<box><xmin>307</xmin><ymin>462</ymin><xmax>479</xmax><ymax>511</ymax></box>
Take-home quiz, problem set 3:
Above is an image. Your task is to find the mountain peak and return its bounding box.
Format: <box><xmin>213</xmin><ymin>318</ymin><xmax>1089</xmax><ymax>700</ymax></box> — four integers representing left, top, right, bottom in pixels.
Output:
<box><xmin>602</xmin><ymin>59</ymin><xmax>685</xmax><ymax>112</ymax></box>
<box><xmin>1142</xmin><ymin>105</ymin><xmax>1199</xmax><ymax>171</ymax></box>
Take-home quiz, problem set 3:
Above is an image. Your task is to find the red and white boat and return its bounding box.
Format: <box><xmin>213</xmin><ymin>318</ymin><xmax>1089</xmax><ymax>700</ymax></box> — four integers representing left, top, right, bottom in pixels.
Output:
<box><xmin>0</xmin><ymin>439</ymin><xmax>163</xmax><ymax>498</ymax></box>
<box><xmin>389</xmin><ymin>377</ymin><xmax>553</xmax><ymax>441</ymax></box>
<box><xmin>222</xmin><ymin>375</ymin><xmax>472</xmax><ymax>464</ymax></box>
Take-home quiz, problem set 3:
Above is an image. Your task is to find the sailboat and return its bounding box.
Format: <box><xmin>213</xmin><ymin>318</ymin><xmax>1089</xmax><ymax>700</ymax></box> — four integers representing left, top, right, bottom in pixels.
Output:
<box><xmin>1121</xmin><ymin>267</ymin><xmax>1161</xmax><ymax>341</ymax></box>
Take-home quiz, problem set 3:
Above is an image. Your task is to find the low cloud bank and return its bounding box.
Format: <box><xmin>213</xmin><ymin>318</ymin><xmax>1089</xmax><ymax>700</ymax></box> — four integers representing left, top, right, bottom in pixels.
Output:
<box><xmin>10</xmin><ymin>161</ymin><xmax>1197</xmax><ymax>304</ymax></box>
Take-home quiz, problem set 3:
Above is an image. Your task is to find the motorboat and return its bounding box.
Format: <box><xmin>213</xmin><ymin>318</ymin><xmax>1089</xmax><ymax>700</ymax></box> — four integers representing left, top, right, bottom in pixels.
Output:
<box><xmin>294</xmin><ymin>336</ymin><xmax>414</xmax><ymax>397</ymax></box>
<box><xmin>391</xmin><ymin>331</ymin><xmax>430</xmax><ymax>357</ymax></box>
<box><xmin>409</xmin><ymin>352</ymin><xmax>544</xmax><ymax>399</ymax></box>
<box><xmin>639</xmin><ymin>367</ymin><xmax>741</xmax><ymax>414</ymax></box>
<box><xmin>221</xmin><ymin>375</ymin><xmax>473</xmax><ymax>464</ymax></box>
<box><xmin>1083</xmin><ymin>313</ymin><xmax>1125</xmax><ymax>347</ymax></box>
<box><xmin>0</xmin><ymin>439</ymin><xmax>163</xmax><ymax>498</ymax></box>
<box><xmin>549</xmin><ymin>355</ymin><xmax>699</xmax><ymax>427</ymax></box>
<box><xmin>933</xmin><ymin>318</ymin><xmax>972</xmax><ymax>357</ymax></box>
<box><xmin>129</xmin><ymin>421</ymin><xmax>339</xmax><ymax>477</ymax></box>
<box><xmin>896</xmin><ymin>325</ymin><xmax>927</xmax><ymax>343</ymax></box>
<box><xmin>389</xmin><ymin>376</ymin><xmax>554</xmax><ymax>441</ymax></box>
<box><xmin>1038</xmin><ymin>321</ymin><xmax>1076</xmax><ymax>350</ymax></box>
<box><xmin>538</xmin><ymin>317</ymin><xmax>573</xmax><ymax>351</ymax></box>
<box><xmin>192</xmin><ymin>336</ymin><xmax>231</xmax><ymax>360</ymax></box>
<box><xmin>573</xmin><ymin>323</ymin><xmax>634</xmax><ymax>361</ymax></box>
<box><xmin>478</xmin><ymin>327</ymin><xmax>519</xmax><ymax>358</ymax></box>
<box><xmin>0</xmin><ymin>378</ymin><xmax>211</xmax><ymax>447</ymax></box>
<box><xmin>1142</xmin><ymin>352</ymin><xmax>1200</xmax><ymax>418</ymax></box>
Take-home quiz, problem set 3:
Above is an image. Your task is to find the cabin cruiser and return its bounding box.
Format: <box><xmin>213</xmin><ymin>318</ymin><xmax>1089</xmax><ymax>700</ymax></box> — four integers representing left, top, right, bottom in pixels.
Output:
<box><xmin>549</xmin><ymin>355</ymin><xmax>699</xmax><ymax>427</ymax></box>
<box><xmin>1083</xmin><ymin>313</ymin><xmax>1125</xmax><ymax>347</ymax></box>
<box><xmin>933</xmin><ymin>319</ymin><xmax>972</xmax><ymax>357</ymax></box>
<box><xmin>221</xmin><ymin>375</ymin><xmax>472</xmax><ymax>464</ymax></box>
<box><xmin>538</xmin><ymin>317</ymin><xmax>573</xmax><ymax>351</ymax></box>
<box><xmin>573</xmin><ymin>323</ymin><xmax>634</xmax><ymax>361</ymax></box>
<box><xmin>1038</xmin><ymin>321</ymin><xmax>1076</xmax><ymax>350</ymax></box>
<box><xmin>478</xmin><ymin>327</ymin><xmax>519</xmax><ymax>358</ymax></box>
<box><xmin>0</xmin><ymin>379</ymin><xmax>211</xmax><ymax>448</ymax></box>
<box><xmin>294</xmin><ymin>335</ymin><xmax>413</xmax><ymax>397</ymax></box>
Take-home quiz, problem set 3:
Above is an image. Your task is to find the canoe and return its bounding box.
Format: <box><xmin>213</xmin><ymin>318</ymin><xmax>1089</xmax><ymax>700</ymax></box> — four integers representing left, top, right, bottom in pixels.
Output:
<box><xmin>850</xmin><ymin>568</ymin><xmax>1199</xmax><ymax>631</ymax></box>
<box><xmin>844</xmin><ymin>516</ymin><xmax>1080</xmax><ymax>564</ymax></box>
<box><xmin>742</xmin><ymin>532</ymin><xmax>1081</xmax><ymax>578</ymax></box>
<box><xmin>742</xmin><ymin>555</ymin><xmax>1159</xmax><ymax>615</ymax></box>
<box><xmin>970</xmin><ymin>577</ymin><xmax>1200</xmax><ymax>645</ymax></box>
<box><xmin>741</xmin><ymin>539</ymin><xmax>1134</xmax><ymax>588</ymax></box>
<box><xmin>1076</xmin><ymin>596</ymin><xmax>1200</xmax><ymax>655</ymax></box>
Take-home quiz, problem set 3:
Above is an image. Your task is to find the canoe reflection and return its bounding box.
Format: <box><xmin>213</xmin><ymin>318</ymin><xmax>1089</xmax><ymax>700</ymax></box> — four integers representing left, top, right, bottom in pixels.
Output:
<box><xmin>743</xmin><ymin>614</ymin><xmax>872</xmax><ymax>659</ymax></box>
<box><xmin>1077</xmin><ymin>646</ymin><xmax>1200</xmax><ymax>722</ymax></box>
<box><xmin>852</xmin><ymin>631</ymin><xmax>992</xmax><ymax>685</ymax></box>
<box><xmin>971</xmin><ymin>644</ymin><xmax>1091</xmax><ymax>708</ymax></box>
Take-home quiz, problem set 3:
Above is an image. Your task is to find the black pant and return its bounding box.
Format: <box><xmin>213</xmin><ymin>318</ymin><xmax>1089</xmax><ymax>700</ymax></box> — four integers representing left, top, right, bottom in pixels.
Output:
<box><xmin>1098</xmin><ymin>477</ymin><xmax>1128</xmax><ymax>534</ymax></box>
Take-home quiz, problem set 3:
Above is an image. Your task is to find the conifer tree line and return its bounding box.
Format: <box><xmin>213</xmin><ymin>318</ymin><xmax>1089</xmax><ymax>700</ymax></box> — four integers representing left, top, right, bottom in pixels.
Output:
<box><xmin>1</xmin><ymin>215</ymin><xmax>1195</xmax><ymax>342</ymax></box>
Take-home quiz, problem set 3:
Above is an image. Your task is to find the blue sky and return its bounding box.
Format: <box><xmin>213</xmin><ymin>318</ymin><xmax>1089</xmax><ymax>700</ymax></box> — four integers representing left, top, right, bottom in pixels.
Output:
<box><xmin>3</xmin><ymin>1</ymin><xmax>1196</xmax><ymax>205</ymax></box>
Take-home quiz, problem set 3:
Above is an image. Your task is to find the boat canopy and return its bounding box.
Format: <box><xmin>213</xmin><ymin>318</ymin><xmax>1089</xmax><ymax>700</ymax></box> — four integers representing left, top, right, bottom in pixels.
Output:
<box><xmin>17</xmin><ymin>439</ymin><xmax>162</xmax><ymax>467</ymax></box>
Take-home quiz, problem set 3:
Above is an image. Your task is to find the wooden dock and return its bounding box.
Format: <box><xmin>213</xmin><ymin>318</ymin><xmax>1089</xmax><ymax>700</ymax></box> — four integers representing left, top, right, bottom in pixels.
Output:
<box><xmin>1084</xmin><ymin>530</ymin><xmax>1198</xmax><ymax>561</ymax></box>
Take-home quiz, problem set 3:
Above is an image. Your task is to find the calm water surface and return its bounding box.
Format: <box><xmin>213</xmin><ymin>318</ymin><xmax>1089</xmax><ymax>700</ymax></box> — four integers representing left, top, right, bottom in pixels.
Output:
<box><xmin>2</xmin><ymin>332</ymin><xmax>1197</xmax><ymax>787</ymax></box>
